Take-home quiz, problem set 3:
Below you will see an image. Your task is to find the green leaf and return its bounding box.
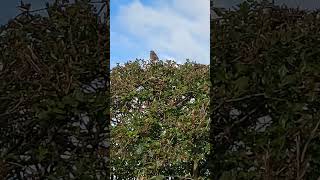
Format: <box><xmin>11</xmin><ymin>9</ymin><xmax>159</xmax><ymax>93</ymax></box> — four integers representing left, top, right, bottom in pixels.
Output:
<box><xmin>278</xmin><ymin>65</ymin><xmax>288</xmax><ymax>78</ymax></box>
<box><xmin>234</xmin><ymin>76</ymin><xmax>249</xmax><ymax>95</ymax></box>
<box><xmin>220</xmin><ymin>170</ymin><xmax>237</xmax><ymax>180</ymax></box>
<box><xmin>51</xmin><ymin>107</ymin><xmax>65</xmax><ymax>114</ymax></box>
<box><xmin>46</xmin><ymin>175</ymin><xmax>59</xmax><ymax>180</ymax></box>
<box><xmin>150</xmin><ymin>175</ymin><xmax>165</xmax><ymax>180</ymax></box>
<box><xmin>80</xmin><ymin>175</ymin><xmax>94</xmax><ymax>180</ymax></box>
<box><xmin>37</xmin><ymin>111</ymin><xmax>50</xmax><ymax>120</ymax></box>
<box><xmin>37</xmin><ymin>146</ymin><xmax>49</xmax><ymax>161</ymax></box>
<box><xmin>213</xmin><ymin>7</ymin><xmax>225</xmax><ymax>17</ymax></box>
<box><xmin>281</xmin><ymin>74</ymin><xmax>296</xmax><ymax>86</ymax></box>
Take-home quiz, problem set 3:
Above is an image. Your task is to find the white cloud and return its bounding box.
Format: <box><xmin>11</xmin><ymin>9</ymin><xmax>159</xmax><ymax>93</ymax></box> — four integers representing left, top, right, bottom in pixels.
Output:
<box><xmin>115</xmin><ymin>0</ymin><xmax>209</xmax><ymax>64</ymax></box>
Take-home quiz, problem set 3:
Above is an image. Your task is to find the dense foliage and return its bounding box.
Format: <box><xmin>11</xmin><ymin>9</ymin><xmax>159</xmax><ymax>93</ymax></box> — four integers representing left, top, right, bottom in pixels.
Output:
<box><xmin>211</xmin><ymin>0</ymin><xmax>320</xmax><ymax>179</ymax></box>
<box><xmin>111</xmin><ymin>60</ymin><xmax>210</xmax><ymax>179</ymax></box>
<box><xmin>0</xmin><ymin>0</ymin><xmax>109</xmax><ymax>179</ymax></box>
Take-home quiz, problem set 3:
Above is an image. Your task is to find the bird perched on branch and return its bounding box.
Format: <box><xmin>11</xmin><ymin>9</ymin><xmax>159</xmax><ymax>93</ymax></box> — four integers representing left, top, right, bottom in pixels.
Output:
<box><xmin>150</xmin><ymin>50</ymin><xmax>159</xmax><ymax>63</ymax></box>
<box><xmin>18</xmin><ymin>0</ymin><xmax>31</xmax><ymax>14</ymax></box>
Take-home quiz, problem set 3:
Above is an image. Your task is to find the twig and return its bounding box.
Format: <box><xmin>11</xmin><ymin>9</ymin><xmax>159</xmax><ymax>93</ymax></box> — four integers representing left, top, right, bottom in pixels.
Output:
<box><xmin>29</xmin><ymin>8</ymin><xmax>48</xmax><ymax>13</ymax></box>
<box><xmin>298</xmin><ymin>163</ymin><xmax>308</xmax><ymax>180</ymax></box>
<box><xmin>97</xmin><ymin>3</ymin><xmax>106</xmax><ymax>15</ymax></box>
<box><xmin>213</xmin><ymin>101</ymin><xmax>224</xmax><ymax>112</ymax></box>
<box><xmin>7</xmin><ymin>161</ymin><xmax>24</xmax><ymax>168</ymax></box>
<box><xmin>213</xmin><ymin>89</ymin><xmax>284</xmax><ymax>112</ymax></box>
<box><xmin>14</xmin><ymin>0</ymin><xmax>108</xmax><ymax>18</ymax></box>
<box><xmin>66</xmin><ymin>75</ymin><xmax>73</xmax><ymax>94</ymax></box>
<box><xmin>296</xmin><ymin>133</ymin><xmax>300</xmax><ymax>179</ymax></box>
<box><xmin>89</xmin><ymin>0</ymin><xmax>108</xmax><ymax>4</ymax></box>
<box><xmin>225</xmin><ymin>93</ymin><xmax>266</xmax><ymax>103</ymax></box>
<box><xmin>230</xmin><ymin>108</ymin><xmax>257</xmax><ymax>128</ymax></box>
<box><xmin>300</xmin><ymin>114</ymin><xmax>320</xmax><ymax>163</ymax></box>
<box><xmin>8</xmin><ymin>96</ymin><xmax>24</xmax><ymax>113</ymax></box>
<box><xmin>27</xmin><ymin>45</ymin><xmax>38</xmax><ymax>61</ymax></box>
<box><xmin>275</xmin><ymin>166</ymin><xmax>286</xmax><ymax>176</ymax></box>
<box><xmin>213</xmin><ymin>93</ymin><xmax>264</xmax><ymax>113</ymax></box>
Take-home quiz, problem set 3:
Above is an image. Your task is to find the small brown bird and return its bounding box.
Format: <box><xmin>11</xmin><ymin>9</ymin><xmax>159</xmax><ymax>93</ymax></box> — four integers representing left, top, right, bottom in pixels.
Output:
<box><xmin>150</xmin><ymin>50</ymin><xmax>159</xmax><ymax>63</ymax></box>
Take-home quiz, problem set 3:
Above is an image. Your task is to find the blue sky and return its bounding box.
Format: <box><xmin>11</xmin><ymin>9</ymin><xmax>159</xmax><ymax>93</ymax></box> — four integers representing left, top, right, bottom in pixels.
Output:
<box><xmin>110</xmin><ymin>0</ymin><xmax>210</xmax><ymax>68</ymax></box>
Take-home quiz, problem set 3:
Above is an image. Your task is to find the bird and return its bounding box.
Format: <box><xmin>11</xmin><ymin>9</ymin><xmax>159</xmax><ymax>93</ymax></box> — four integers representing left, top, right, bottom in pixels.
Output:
<box><xmin>150</xmin><ymin>50</ymin><xmax>159</xmax><ymax>63</ymax></box>
<box><xmin>18</xmin><ymin>0</ymin><xmax>31</xmax><ymax>13</ymax></box>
